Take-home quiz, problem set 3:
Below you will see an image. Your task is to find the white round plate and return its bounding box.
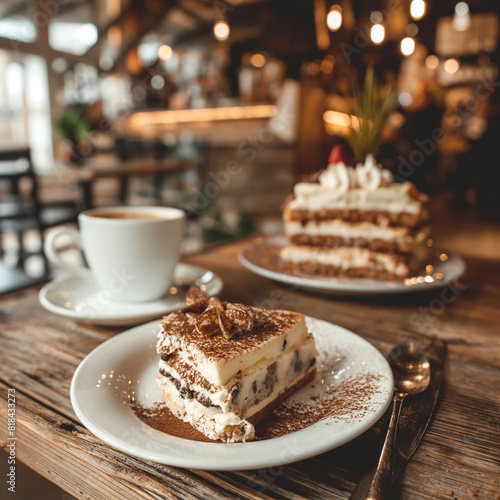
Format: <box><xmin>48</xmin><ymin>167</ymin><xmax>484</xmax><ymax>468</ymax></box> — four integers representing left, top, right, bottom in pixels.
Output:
<box><xmin>71</xmin><ymin>317</ymin><xmax>393</xmax><ymax>471</ymax></box>
<box><xmin>239</xmin><ymin>235</ymin><xmax>466</xmax><ymax>296</ymax></box>
<box><xmin>39</xmin><ymin>264</ymin><xmax>223</xmax><ymax>326</ymax></box>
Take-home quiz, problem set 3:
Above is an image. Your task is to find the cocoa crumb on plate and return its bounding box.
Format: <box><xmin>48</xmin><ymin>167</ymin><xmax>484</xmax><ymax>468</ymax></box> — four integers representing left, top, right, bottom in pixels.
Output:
<box><xmin>133</xmin><ymin>372</ymin><xmax>383</xmax><ymax>442</ymax></box>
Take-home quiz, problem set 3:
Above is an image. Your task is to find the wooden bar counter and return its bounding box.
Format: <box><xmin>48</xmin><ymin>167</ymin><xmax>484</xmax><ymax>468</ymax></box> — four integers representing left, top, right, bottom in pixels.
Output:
<box><xmin>0</xmin><ymin>239</ymin><xmax>499</xmax><ymax>499</ymax></box>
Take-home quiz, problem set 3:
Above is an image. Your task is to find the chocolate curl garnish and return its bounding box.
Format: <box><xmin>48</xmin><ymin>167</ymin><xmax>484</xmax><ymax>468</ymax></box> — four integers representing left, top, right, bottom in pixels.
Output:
<box><xmin>196</xmin><ymin>304</ymin><xmax>235</xmax><ymax>339</ymax></box>
<box><xmin>225</xmin><ymin>303</ymin><xmax>254</xmax><ymax>333</ymax></box>
<box><xmin>195</xmin><ymin>301</ymin><xmax>254</xmax><ymax>339</ymax></box>
<box><xmin>217</xmin><ymin>311</ymin><xmax>234</xmax><ymax>339</ymax></box>
<box><xmin>195</xmin><ymin>307</ymin><xmax>222</xmax><ymax>337</ymax></box>
<box><xmin>206</xmin><ymin>297</ymin><xmax>223</xmax><ymax>310</ymax></box>
<box><xmin>181</xmin><ymin>286</ymin><xmax>208</xmax><ymax>314</ymax></box>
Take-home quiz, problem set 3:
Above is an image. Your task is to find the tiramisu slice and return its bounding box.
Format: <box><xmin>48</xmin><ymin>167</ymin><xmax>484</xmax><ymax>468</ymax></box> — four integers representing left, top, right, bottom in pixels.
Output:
<box><xmin>156</xmin><ymin>287</ymin><xmax>317</xmax><ymax>442</ymax></box>
<box><xmin>282</xmin><ymin>155</ymin><xmax>430</xmax><ymax>280</ymax></box>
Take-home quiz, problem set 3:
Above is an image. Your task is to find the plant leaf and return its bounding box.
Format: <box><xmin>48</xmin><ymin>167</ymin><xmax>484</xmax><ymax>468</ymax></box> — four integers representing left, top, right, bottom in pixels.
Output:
<box><xmin>346</xmin><ymin>66</ymin><xmax>394</xmax><ymax>160</ymax></box>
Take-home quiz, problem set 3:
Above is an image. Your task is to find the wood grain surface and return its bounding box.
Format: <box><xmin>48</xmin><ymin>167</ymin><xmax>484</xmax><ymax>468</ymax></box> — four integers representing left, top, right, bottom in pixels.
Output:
<box><xmin>1</xmin><ymin>240</ymin><xmax>499</xmax><ymax>499</ymax></box>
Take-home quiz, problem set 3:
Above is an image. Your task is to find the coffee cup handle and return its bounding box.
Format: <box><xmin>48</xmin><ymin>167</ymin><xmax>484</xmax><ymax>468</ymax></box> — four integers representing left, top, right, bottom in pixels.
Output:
<box><xmin>44</xmin><ymin>227</ymin><xmax>94</xmax><ymax>283</ymax></box>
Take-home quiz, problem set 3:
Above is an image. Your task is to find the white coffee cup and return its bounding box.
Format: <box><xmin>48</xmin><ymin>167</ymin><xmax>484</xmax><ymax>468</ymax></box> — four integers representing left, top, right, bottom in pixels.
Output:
<box><xmin>44</xmin><ymin>206</ymin><xmax>185</xmax><ymax>303</ymax></box>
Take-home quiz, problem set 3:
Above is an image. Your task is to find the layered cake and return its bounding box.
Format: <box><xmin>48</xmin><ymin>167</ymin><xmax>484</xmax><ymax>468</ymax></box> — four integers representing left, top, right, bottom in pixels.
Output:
<box><xmin>156</xmin><ymin>287</ymin><xmax>317</xmax><ymax>442</ymax></box>
<box><xmin>282</xmin><ymin>155</ymin><xmax>430</xmax><ymax>280</ymax></box>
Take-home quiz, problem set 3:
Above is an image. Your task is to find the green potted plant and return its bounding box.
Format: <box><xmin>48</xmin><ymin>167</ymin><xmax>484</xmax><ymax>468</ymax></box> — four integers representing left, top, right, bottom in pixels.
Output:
<box><xmin>55</xmin><ymin>103</ymin><xmax>91</xmax><ymax>165</ymax></box>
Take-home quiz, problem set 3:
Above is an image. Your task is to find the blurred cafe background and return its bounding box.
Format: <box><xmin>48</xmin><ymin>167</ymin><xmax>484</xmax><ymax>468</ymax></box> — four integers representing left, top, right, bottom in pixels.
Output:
<box><xmin>0</xmin><ymin>0</ymin><xmax>500</xmax><ymax>295</ymax></box>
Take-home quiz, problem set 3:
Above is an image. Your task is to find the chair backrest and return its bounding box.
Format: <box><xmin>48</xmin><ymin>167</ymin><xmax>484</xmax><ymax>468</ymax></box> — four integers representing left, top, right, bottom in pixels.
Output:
<box><xmin>0</xmin><ymin>148</ymin><xmax>31</xmax><ymax>161</ymax></box>
<box><xmin>0</xmin><ymin>148</ymin><xmax>33</xmax><ymax>181</ymax></box>
<box><xmin>0</xmin><ymin>147</ymin><xmax>40</xmax><ymax>217</ymax></box>
<box><xmin>114</xmin><ymin>137</ymin><xmax>171</xmax><ymax>161</ymax></box>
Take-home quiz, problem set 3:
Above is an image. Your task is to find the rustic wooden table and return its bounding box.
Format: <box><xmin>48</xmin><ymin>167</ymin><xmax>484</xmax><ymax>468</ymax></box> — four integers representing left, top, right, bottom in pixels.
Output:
<box><xmin>1</xmin><ymin>240</ymin><xmax>499</xmax><ymax>499</ymax></box>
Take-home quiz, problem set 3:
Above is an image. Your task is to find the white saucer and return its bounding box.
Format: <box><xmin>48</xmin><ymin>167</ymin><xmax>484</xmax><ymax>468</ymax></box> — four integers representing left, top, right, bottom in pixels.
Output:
<box><xmin>39</xmin><ymin>264</ymin><xmax>223</xmax><ymax>326</ymax></box>
<box><xmin>70</xmin><ymin>317</ymin><xmax>393</xmax><ymax>471</ymax></box>
<box><xmin>239</xmin><ymin>235</ymin><xmax>466</xmax><ymax>296</ymax></box>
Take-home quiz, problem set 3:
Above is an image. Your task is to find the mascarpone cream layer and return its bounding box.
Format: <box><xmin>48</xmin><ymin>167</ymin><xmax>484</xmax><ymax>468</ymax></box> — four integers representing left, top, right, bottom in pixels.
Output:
<box><xmin>284</xmin><ymin>219</ymin><xmax>410</xmax><ymax>241</ymax></box>
<box><xmin>158</xmin><ymin>336</ymin><xmax>317</xmax><ymax>416</ymax></box>
<box><xmin>288</xmin><ymin>181</ymin><xmax>422</xmax><ymax>214</ymax></box>
<box><xmin>281</xmin><ymin>245</ymin><xmax>409</xmax><ymax>276</ymax></box>
<box><xmin>157</xmin><ymin>364</ymin><xmax>317</xmax><ymax>443</ymax></box>
<box><xmin>157</xmin><ymin>315</ymin><xmax>309</xmax><ymax>386</ymax></box>
<box><xmin>157</xmin><ymin>375</ymin><xmax>255</xmax><ymax>442</ymax></box>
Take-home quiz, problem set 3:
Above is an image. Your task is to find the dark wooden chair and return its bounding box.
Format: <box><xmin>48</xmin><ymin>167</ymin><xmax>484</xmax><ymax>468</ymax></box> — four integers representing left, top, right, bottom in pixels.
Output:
<box><xmin>88</xmin><ymin>136</ymin><xmax>205</xmax><ymax>206</ymax></box>
<box><xmin>0</xmin><ymin>148</ymin><xmax>80</xmax><ymax>285</ymax></box>
<box><xmin>92</xmin><ymin>136</ymin><xmax>173</xmax><ymax>204</ymax></box>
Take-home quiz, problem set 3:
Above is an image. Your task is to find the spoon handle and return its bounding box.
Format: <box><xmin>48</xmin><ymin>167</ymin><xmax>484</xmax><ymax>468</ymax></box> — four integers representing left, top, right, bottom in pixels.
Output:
<box><xmin>365</xmin><ymin>393</ymin><xmax>405</xmax><ymax>500</ymax></box>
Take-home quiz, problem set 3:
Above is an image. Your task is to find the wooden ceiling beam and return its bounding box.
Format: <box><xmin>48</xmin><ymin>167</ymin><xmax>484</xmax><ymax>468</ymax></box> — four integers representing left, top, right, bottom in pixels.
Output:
<box><xmin>171</xmin><ymin>0</ymin><xmax>260</xmax><ymax>46</ymax></box>
<box><xmin>0</xmin><ymin>0</ymin><xmax>30</xmax><ymax>20</ymax></box>
<box><xmin>174</xmin><ymin>4</ymin><xmax>206</xmax><ymax>24</ymax></box>
<box><xmin>82</xmin><ymin>0</ymin><xmax>140</xmax><ymax>59</ymax></box>
<box><xmin>55</xmin><ymin>0</ymin><xmax>90</xmax><ymax>17</ymax></box>
<box><xmin>0</xmin><ymin>36</ymin><xmax>94</xmax><ymax>65</ymax></box>
<box><xmin>104</xmin><ymin>1</ymin><xmax>178</xmax><ymax>74</ymax></box>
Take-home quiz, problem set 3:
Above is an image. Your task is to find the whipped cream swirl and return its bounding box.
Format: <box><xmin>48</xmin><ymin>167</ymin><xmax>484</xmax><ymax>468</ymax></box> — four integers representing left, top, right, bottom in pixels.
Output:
<box><xmin>318</xmin><ymin>154</ymin><xmax>393</xmax><ymax>192</ymax></box>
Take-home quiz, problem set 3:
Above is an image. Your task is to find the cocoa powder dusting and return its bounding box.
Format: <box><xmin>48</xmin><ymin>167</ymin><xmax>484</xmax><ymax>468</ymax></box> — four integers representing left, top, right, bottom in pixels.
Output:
<box><xmin>133</xmin><ymin>372</ymin><xmax>383</xmax><ymax>442</ymax></box>
<box><xmin>133</xmin><ymin>402</ymin><xmax>214</xmax><ymax>442</ymax></box>
<box><xmin>256</xmin><ymin>373</ymin><xmax>383</xmax><ymax>440</ymax></box>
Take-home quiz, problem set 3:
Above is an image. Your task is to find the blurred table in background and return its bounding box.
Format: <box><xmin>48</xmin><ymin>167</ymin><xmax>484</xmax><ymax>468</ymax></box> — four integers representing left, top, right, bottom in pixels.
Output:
<box><xmin>73</xmin><ymin>158</ymin><xmax>197</xmax><ymax>209</ymax></box>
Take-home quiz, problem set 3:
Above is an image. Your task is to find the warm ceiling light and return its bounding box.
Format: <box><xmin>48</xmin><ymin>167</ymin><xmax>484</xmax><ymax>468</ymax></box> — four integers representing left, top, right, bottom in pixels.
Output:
<box><xmin>158</xmin><ymin>44</ymin><xmax>173</xmax><ymax>61</ymax></box>
<box><xmin>370</xmin><ymin>24</ymin><xmax>385</xmax><ymax>44</ymax></box>
<box><xmin>52</xmin><ymin>57</ymin><xmax>68</xmax><ymax>73</ymax></box>
<box><xmin>410</xmin><ymin>0</ymin><xmax>426</xmax><ymax>20</ymax></box>
<box><xmin>426</xmin><ymin>55</ymin><xmax>439</xmax><ymax>69</ymax></box>
<box><xmin>453</xmin><ymin>2</ymin><xmax>471</xmax><ymax>31</ymax></box>
<box><xmin>213</xmin><ymin>20</ymin><xmax>230</xmax><ymax>41</ymax></box>
<box><xmin>151</xmin><ymin>75</ymin><xmax>165</xmax><ymax>90</ymax></box>
<box><xmin>320</xmin><ymin>58</ymin><xmax>334</xmax><ymax>73</ymax></box>
<box><xmin>406</xmin><ymin>23</ymin><xmax>418</xmax><ymax>37</ymax></box>
<box><xmin>99</xmin><ymin>55</ymin><xmax>113</xmax><ymax>70</ymax></box>
<box><xmin>398</xmin><ymin>92</ymin><xmax>413</xmax><ymax>107</ymax></box>
<box><xmin>323</xmin><ymin>110</ymin><xmax>360</xmax><ymax>131</ymax></box>
<box><xmin>250</xmin><ymin>53</ymin><xmax>266</xmax><ymax>68</ymax></box>
<box><xmin>401</xmin><ymin>37</ymin><xmax>415</xmax><ymax>56</ymax></box>
<box><xmin>455</xmin><ymin>2</ymin><xmax>469</xmax><ymax>16</ymax></box>
<box><xmin>370</xmin><ymin>11</ymin><xmax>383</xmax><ymax>24</ymax></box>
<box><xmin>327</xmin><ymin>5</ymin><xmax>342</xmax><ymax>32</ymax></box>
<box><xmin>388</xmin><ymin>111</ymin><xmax>405</xmax><ymax>128</ymax></box>
<box><xmin>444</xmin><ymin>58</ymin><xmax>460</xmax><ymax>74</ymax></box>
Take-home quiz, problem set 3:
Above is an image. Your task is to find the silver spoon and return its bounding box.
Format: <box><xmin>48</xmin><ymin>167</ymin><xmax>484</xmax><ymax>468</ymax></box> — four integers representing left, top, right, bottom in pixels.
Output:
<box><xmin>364</xmin><ymin>342</ymin><xmax>431</xmax><ymax>500</ymax></box>
<box><xmin>173</xmin><ymin>271</ymin><xmax>214</xmax><ymax>290</ymax></box>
